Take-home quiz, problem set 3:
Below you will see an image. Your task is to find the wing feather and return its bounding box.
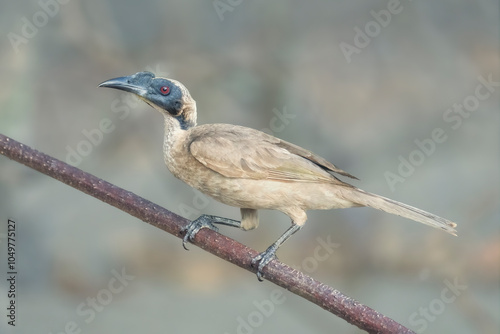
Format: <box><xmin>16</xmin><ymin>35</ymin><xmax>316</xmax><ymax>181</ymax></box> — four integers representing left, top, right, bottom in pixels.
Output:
<box><xmin>188</xmin><ymin>124</ymin><xmax>356</xmax><ymax>184</ymax></box>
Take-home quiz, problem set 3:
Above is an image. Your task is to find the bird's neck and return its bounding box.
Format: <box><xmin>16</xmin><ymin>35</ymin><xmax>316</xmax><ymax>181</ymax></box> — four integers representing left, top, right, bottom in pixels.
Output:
<box><xmin>162</xmin><ymin>114</ymin><xmax>192</xmax><ymax>175</ymax></box>
<box><xmin>162</xmin><ymin>102</ymin><xmax>197</xmax><ymax>164</ymax></box>
<box><xmin>163</xmin><ymin>115</ymin><xmax>185</xmax><ymax>152</ymax></box>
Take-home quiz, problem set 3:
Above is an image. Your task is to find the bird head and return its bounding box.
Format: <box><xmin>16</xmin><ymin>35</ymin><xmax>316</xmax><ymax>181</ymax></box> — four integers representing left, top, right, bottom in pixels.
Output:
<box><xmin>99</xmin><ymin>71</ymin><xmax>197</xmax><ymax>130</ymax></box>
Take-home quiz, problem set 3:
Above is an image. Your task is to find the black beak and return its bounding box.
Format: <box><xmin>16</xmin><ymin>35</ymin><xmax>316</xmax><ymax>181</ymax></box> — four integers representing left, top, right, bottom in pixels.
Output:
<box><xmin>98</xmin><ymin>72</ymin><xmax>155</xmax><ymax>96</ymax></box>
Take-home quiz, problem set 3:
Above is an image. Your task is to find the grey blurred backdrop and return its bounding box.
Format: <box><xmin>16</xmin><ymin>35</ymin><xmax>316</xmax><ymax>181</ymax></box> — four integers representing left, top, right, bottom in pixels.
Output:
<box><xmin>0</xmin><ymin>1</ymin><xmax>498</xmax><ymax>333</ymax></box>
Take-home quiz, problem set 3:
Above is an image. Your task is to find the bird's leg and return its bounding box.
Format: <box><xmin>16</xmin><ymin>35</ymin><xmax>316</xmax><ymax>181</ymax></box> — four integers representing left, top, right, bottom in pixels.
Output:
<box><xmin>251</xmin><ymin>224</ymin><xmax>302</xmax><ymax>281</ymax></box>
<box><xmin>182</xmin><ymin>214</ymin><xmax>241</xmax><ymax>250</ymax></box>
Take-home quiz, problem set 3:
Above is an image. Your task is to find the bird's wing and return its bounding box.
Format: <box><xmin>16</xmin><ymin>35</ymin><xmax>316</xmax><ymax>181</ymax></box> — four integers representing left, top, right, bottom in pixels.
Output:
<box><xmin>274</xmin><ymin>138</ymin><xmax>358</xmax><ymax>179</ymax></box>
<box><xmin>188</xmin><ymin>124</ymin><xmax>356</xmax><ymax>184</ymax></box>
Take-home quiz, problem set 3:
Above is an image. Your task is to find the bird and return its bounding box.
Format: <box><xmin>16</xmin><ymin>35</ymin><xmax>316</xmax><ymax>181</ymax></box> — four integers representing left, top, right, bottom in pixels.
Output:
<box><xmin>99</xmin><ymin>71</ymin><xmax>457</xmax><ymax>280</ymax></box>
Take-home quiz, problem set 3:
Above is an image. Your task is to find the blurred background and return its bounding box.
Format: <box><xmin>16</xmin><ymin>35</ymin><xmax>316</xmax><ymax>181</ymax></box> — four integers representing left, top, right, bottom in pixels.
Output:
<box><xmin>0</xmin><ymin>1</ymin><xmax>498</xmax><ymax>333</ymax></box>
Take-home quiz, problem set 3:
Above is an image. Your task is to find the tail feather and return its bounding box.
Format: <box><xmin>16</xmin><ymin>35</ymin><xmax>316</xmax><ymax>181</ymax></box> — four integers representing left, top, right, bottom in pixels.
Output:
<box><xmin>344</xmin><ymin>188</ymin><xmax>457</xmax><ymax>236</ymax></box>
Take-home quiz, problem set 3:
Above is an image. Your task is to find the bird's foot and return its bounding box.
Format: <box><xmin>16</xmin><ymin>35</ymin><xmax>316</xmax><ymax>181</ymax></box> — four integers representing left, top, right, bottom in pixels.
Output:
<box><xmin>251</xmin><ymin>244</ymin><xmax>279</xmax><ymax>281</ymax></box>
<box><xmin>182</xmin><ymin>215</ymin><xmax>220</xmax><ymax>250</ymax></box>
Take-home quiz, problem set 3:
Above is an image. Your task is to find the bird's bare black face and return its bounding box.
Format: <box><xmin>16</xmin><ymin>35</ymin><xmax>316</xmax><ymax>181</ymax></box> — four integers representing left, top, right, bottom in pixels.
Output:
<box><xmin>147</xmin><ymin>77</ymin><xmax>184</xmax><ymax>116</ymax></box>
<box><xmin>99</xmin><ymin>71</ymin><xmax>184</xmax><ymax>116</ymax></box>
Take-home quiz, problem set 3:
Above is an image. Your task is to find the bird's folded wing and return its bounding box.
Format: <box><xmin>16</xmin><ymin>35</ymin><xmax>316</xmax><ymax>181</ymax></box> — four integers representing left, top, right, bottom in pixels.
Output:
<box><xmin>188</xmin><ymin>125</ymin><xmax>356</xmax><ymax>184</ymax></box>
<box><xmin>274</xmin><ymin>139</ymin><xmax>358</xmax><ymax>179</ymax></box>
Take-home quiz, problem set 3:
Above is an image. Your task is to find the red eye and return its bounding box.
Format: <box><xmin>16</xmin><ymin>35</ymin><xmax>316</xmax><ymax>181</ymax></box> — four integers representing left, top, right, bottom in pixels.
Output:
<box><xmin>160</xmin><ymin>86</ymin><xmax>170</xmax><ymax>95</ymax></box>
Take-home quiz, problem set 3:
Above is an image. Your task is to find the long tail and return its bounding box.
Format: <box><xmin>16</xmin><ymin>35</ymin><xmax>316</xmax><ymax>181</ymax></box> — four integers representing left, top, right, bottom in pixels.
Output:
<box><xmin>343</xmin><ymin>188</ymin><xmax>457</xmax><ymax>236</ymax></box>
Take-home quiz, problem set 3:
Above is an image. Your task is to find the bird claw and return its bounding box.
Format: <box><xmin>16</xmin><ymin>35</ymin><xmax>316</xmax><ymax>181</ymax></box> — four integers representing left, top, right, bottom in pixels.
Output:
<box><xmin>182</xmin><ymin>216</ymin><xmax>219</xmax><ymax>250</ymax></box>
<box><xmin>251</xmin><ymin>245</ymin><xmax>278</xmax><ymax>281</ymax></box>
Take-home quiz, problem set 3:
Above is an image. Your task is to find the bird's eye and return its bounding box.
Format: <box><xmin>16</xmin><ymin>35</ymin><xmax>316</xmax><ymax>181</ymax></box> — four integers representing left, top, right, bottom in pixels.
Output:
<box><xmin>160</xmin><ymin>86</ymin><xmax>170</xmax><ymax>95</ymax></box>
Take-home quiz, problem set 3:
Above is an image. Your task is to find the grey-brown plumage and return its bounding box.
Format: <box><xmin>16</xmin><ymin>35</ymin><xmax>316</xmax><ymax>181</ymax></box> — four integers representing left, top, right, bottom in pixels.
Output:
<box><xmin>99</xmin><ymin>72</ymin><xmax>457</xmax><ymax>280</ymax></box>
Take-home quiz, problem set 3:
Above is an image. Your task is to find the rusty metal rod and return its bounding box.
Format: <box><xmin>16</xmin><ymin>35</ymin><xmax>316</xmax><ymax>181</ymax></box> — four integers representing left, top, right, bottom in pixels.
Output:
<box><xmin>0</xmin><ymin>133</ymin><xmax>415</xmax><ymax>334</ymax></box>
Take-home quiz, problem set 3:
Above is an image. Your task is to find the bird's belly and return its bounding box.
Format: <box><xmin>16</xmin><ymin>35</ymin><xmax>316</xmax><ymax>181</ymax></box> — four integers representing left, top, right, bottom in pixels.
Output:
<box><xmin>176</xmin><ymin>169</ymin><xmax>357</xmax><ymax>211</ymax></box>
